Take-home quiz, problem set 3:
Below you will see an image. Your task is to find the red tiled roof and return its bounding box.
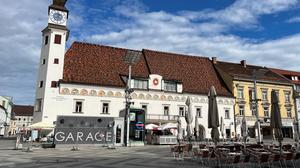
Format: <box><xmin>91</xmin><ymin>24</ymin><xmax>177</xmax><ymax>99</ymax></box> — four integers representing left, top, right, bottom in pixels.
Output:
<box><xmin>143</xmin><ymin>49</ymin><xmax>232</xmax><ymax>96</ymax></box>
<box><xmin>63</xmin><ymin>42</ymin><xmax>149</xmax><ymax>87</ymax></box>
<box><xmin>62</xmin><ymin>42</ymin><xmax>232</xmax><ymax>97</ymax></box>
<box><xmin>12</xmin><ymin>105</ymin><xmax>33</xmax><ymax>116</ymax></box>
<box><xmin>270</xmin><ymin>68</ymin><xmax>300</xmax><ymax>76</ymax></box>
<box><xmin>270</xmin><ymin>68</ymin><xmax>300</xmax><ymax>85</ymax></box>
<box><xmin>215</xmin><ymin>61</ymin><xmax>292</xmax><ymax>85</ymax></box>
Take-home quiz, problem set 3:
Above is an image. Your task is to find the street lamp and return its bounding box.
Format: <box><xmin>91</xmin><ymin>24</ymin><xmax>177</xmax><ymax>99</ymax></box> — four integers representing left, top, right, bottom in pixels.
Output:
<box><xmin>252</xmin><ymin>69</ymin><xmax>266</xmax><ymax>144</ymax></box>
<box><xmin>123</xmin><ymin>50</ymin><xmax>141</xmax><ymax>147</ymax></box>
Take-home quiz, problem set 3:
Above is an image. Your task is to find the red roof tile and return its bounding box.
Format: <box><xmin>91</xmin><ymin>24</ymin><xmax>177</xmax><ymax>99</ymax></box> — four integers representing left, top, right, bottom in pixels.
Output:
<box><xmin>63</xmin><ymin>42</ymin><xmax>149</xmax><ymax>87</ymax></box>
<box><xmin>143</xmin><ymin>49</ymin><xmax>232</xmax><ymax>96</ymax></box>
<box><xmin>12</xmin><ymin>105</ymin><xmax>33</xmax><ymax>116</ymax></box>
<box><xmin>270</xmin><ymin>68</ymin><xmax>300</xmax><ymax>85</ymax></box>
<box><xmin>62</xmin><ymin>42</ymin><xmax>232</xmax><ymax>97</ymax></box>
<box><xmin>215</xmin><ymin>61</ymin><xmax>292</xmax><ymax>85</ymax></box>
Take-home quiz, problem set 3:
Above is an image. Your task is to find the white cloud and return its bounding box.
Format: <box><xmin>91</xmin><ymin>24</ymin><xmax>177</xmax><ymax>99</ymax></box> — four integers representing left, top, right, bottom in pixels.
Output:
<box><xmin>287</xmin><ymin>16</ymin><xmax>300</xmax><ymax>23</ymax></box>
<box><xmin>181</xmin><ymin>0</ymin><xmax>298</xmax><ymax>30</ymax></box>
<box><xmin>1</xmin><ymin>0</ymin><xmax>300</xmax><ymax>105</ymax></box>
<box><xmin>86</xmin><ymin>0</ymin><xmax>300</xmax><ymax>72</ymax></box>
<box><xmin>0</xmin><ymin>0</ymin><xmax>48</xmax><ymax>105</ymax></box>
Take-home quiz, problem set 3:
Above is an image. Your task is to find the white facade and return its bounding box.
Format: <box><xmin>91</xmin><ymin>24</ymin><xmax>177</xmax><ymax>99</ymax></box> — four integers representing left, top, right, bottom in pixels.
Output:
<box><xmin>35</xmin><ymin>81</ymin><xmax>235</xmax><ymax>139</ymax></box>
<box><xmin>34</xmin><ymin>4</ymin><xmax>68</xmax><ymax>122</ymax></box>
<box><xmin>0</xmin><ymin>96</ymin><xmax>12</xmax><ymax>136</ymax></box>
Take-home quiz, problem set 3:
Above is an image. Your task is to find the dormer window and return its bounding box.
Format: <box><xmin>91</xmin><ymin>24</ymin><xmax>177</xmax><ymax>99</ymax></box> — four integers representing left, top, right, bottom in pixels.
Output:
<box><xmin>133</xmin><ymin>79</ymin><xmax>148</xmax><ymax>89</ymax></box>
<box><xmin>164</xmin><ymin>81</ymin><xmax>177</xmax><ymax>92</ymax></box>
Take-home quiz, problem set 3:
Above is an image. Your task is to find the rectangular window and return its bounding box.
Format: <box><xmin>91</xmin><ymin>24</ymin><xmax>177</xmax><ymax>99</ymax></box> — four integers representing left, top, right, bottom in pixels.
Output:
<box><xmin>179</xmin><ymin>107</ymin><xmax>185</xmax><ymax>116</ymax></box>
<box><xmin>54</xmin><ymin>34</ymin><xmax>62</xmax><ymax>44</ymax></box>
<box><xmin>42</xmin><ymin>59</ymin><xmax>46</xmax><ymax>65</ymax></box>
<box><xmin>133</xmin><ymin>79</ymin><xmax>148</xmax><ymax>89</ymax></box>
<box><xmin>142</xmin><ymin>105</ymin><xmax>147</xmax><ymax>115</ymax></box>
<box><xmin>287</xmin><ymin>108</ymin><xmax>292</xmax><ymax>118</ymax></box>
<box><xmin>239</xmin><ymin>105</ymin><xmax>245</xmax><ymax>116</ymax></box>
<box><xmin>74</xmin><ymin>100</ymin><xmax>83</xmax><ymax>113</ymax></box>
<box><xmin>39</xmin><ymin>81</ymin><xmax>43</xmax><ymax>88</ymax></box>
<box><xmin>164</xmin><ymin>81</ymin><xmax>177</xmax><ymax>92</ymax></box>
<box><xmin>237</xmin><ymin>88</ymin><xmax>244</xmax><ymax>99</ymax></box>
<box><xmin>51</xmin><ymin>81</ymin><xmax>57</xmax><ymax>88</ymax></box>
<box><xmin>263</xmin><ymin>107</ymin><xmax>269</xmax><ymax>117</ymax></box>
<box><xmin>249</xmin><ymin>89</ymin><xmax>254</xmax><ymax>102</ymax></box>
<box><xmin>196</xmin><ymin>107</ymin><xmax>202</xmax><ymax>117</ymax></box>
<box><xmin>285</xmin><ymin>91</ymin><xmax>291</xmax><ymax>103</ymax></box>
<box><xmin>102</xmin><ymin>103</ymin><xmax>109</xmax><ymax>114</ymax></box>
<box><xmin>225</xmin><ymin>109</ymin><xmax>230</xmax><ymax>119</ymax></box>
<box><xmin>54</xmin><ymin>58</ymin><xmax>59</xmax><ymax>64</ymax></box>
<box><xmin>35</xmin><ymin>99</ymin><xmax>42</xmax><ymax>112</ymax></box>
<box><xmin>262</xmin><ymin>89</ymin><xmax>268</xmax><ymax>101</ymax></box>
<box><xmin>164</xmin><ymin>106</ymin><xmax>169</xmax><ymax>116</ymax></box>
<box><xmin>44</xmin><ymin>36</ymin><xmax>48</xmax><ymax>45</ymax></box>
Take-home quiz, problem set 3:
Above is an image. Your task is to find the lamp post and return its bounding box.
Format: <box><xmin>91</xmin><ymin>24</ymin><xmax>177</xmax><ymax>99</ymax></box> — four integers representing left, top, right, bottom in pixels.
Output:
<box><xmin>124</xmin><ymin>50</ymin><xmax>141</xmax><ymax>147</ymax></box>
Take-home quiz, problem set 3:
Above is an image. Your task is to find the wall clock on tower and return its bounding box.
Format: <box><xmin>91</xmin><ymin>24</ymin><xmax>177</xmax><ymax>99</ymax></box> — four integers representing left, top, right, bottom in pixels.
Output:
<box><xmin>49</xmin><ymin>9</ymin><xmax>67</xmax><ymax>25</ymax></box>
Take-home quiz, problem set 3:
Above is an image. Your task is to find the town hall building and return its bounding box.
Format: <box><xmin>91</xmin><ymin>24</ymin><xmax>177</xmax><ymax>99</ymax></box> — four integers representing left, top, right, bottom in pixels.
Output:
<box><xmin>33</xmin><ymin>0</ymin><xmax>236</xmax><ymax>141</ymax></box>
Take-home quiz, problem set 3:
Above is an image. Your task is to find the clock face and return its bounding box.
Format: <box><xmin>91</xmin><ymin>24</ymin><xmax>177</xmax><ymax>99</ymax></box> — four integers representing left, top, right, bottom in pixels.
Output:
<box><xmin>49</xmin><ymin>9</ymin><xmax>67</xmax><ymax>25</ymax></box>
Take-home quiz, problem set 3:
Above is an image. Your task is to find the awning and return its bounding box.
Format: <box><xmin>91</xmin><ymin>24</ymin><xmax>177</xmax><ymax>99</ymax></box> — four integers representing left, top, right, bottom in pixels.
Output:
<box><xmin>27</xmin><ymin>122</ymin><xmax>55</xmax><ymax>129</ymax></box>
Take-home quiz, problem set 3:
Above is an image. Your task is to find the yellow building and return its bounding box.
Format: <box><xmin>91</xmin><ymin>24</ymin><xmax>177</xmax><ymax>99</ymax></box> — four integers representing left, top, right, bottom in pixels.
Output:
<box><xmin>213</xmin><ymin>59</ymin><xmax>295</xmax><ymax>140</ymax></box>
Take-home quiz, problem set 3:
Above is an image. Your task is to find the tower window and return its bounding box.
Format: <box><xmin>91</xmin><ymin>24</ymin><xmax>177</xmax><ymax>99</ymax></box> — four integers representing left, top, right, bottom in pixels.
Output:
<box><xmin>54</xmin><ymin>34</ymin><xmax>62</xmax><ymax>44</ymax></box>
<box><xmin>39</xmin><ymin>81</ymin><xmax>43</xmax><ymax>88</ymax></box>
<box><xmin>51</xmin><ymin>81</ymin><xmax>57</xmax><ymax>88</ymax></box>
<box><xmin>35</xmin><ymin>99</ymin><xmax>42</xmax><ymax>112</ymax></box>
<box><xmin>44</xmin><ymin>36</ymin><xmax>48</xmax><ymax>45</ymax></box>
<box><xmin>42</xmin><ymin>59</ymin><xmax>46</xmax><ymax>65</ymax></box>
<box><xmin>54</xmin><ymin>58</ymin><xmax>59</xmax><ymax>64</ymax></box>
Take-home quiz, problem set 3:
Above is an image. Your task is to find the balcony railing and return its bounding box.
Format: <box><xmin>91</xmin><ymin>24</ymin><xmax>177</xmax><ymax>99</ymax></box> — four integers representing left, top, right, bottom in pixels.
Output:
<box><xmin>146</xmin><ymin>114</ymin><xmax>179</xmax><ymax>121</ymax></box>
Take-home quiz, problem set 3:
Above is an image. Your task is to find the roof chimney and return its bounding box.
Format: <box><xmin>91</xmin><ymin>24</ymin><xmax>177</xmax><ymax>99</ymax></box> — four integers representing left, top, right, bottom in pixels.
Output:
<box><xmin>212</xmin><ymin>57</ymin><xmax>217</xmax><ymax>64</ymax></box>
<box><xmin>240</xmin><ymin>60</ymin><xmax>246</xmax><ymax>67</ymax></box>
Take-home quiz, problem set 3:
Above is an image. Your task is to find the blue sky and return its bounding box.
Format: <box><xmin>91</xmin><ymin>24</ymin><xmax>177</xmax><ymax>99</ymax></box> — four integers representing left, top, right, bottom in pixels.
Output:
<box><xmin>1</xmin><ymin>0</ymin><xmax>300</xmax><ymax>105</ymax></box>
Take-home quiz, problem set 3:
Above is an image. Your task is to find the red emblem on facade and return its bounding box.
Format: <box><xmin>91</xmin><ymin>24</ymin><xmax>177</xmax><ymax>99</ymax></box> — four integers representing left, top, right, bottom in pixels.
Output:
<box><xmin>153</xmin><ymin>78</ymin><xmax>159</xmax><ymax>85</ymax></box>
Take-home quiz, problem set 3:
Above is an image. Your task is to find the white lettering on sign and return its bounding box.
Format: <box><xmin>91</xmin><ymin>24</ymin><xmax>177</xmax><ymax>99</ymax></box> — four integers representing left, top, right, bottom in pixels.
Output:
<box><xmin>77</xmin><ymin>132</ymin><xmax>83</xmax><ymax>142</ymax></box>
<box><xmin>106</xmin><ymin>132</ymin><xmax>112</xmax><ymax>142</ymax></box>
<box><xmin>65</xmin><ymin>132</ymin><xmax>75</xmax><ymax>142</ymax></box>
<box><xmin>85</xmin><ymin>132</ymin><xmax>94</xmax><ymax>141</ymax></box>
<box><xmin>54</xmin><ymin>129</ymin><xmax>113</xmax><ymax>144</ymax></box>
<box><xmin>55</xmin><ymin>131</ymin><xmax>65</xmax><ymax>142</ymax></box>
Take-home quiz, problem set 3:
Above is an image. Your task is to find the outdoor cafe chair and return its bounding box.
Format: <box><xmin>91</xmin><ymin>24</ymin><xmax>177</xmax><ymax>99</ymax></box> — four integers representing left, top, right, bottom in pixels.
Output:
<box><xmin>282</xmin><ymin>152</ymin><xmax>295</xmax><ymax>168</ymax></box>
<box><xmin>293</xmin><ymin>152</ymin><xmax>300</xmax><ymax>165</ymax></box>
<box><xmin>170</xmin><ymin>145</ymin><xmax>183</xmax><ymax>160</ymax></box>
<box><xmin>223</xmin><ymin>154</ymin><xmax>241</xmax><ymax>168</ymax></box>
<box><xmin>237</xmin><ymin>154</ymin><xmax>251</xmax><ymax>168</ymax></box>
<box><xmin>269</xmin><ymin>154</ymin><xmax>282</xmax><ymax>168</ymax></box>
<box><xmin>199</xmin><ymin>150</ymin><xmax>210</xmax><ymax>166</ymax></box>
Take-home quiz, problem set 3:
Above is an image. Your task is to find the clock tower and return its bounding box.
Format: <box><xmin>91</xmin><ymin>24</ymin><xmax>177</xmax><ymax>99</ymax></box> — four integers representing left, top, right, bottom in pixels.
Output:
<box><xmin>33</xmin><ymin>0</ymin><xmax>69</xmax><ymax>123</ymax></box>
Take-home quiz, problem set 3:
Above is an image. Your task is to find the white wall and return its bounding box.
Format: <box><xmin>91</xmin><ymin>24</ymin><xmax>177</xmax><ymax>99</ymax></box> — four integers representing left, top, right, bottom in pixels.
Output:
<box><xmin>34</xmin><ymin>83</ymin><xmax>235</xmax><ymax>139</ymax></box>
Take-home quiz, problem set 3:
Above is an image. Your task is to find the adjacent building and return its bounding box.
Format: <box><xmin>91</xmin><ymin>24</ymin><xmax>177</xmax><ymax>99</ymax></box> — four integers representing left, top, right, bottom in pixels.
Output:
<box><xmin>271</xmin><ymin>68</ymin><xmax>300</xmax><ymax>133</ymax></box>
<box><xmin>214</xmin><ymin>59</ymin><xmax>296</xmax><ymax>140</ymax></box>
<box><xmin>33</xmin><ymin>0</ymin><xmax>236</xmax><ymax>140</ymax></box>
<box><xmin>9</xmin><ymin>105</ymin><xmax>34</xmax><ymax>135</ymax></box>
<box><xmin>0</xmin><ymin>96</ymin><xmax>13</xmax><ymax>136</ymax></box>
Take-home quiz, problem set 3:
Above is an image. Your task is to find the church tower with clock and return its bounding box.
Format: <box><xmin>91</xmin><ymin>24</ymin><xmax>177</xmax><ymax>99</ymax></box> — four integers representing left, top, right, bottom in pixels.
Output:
<box><xmin>34</xmin><ymin>0</ymin><xmax>69</xmax><ymax>122</ymax></box>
